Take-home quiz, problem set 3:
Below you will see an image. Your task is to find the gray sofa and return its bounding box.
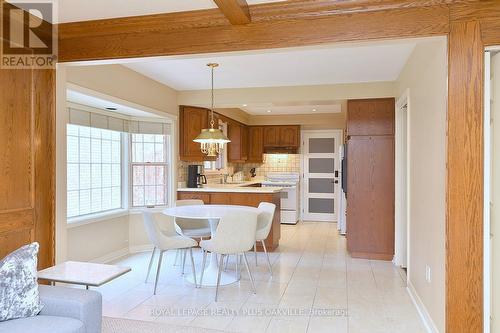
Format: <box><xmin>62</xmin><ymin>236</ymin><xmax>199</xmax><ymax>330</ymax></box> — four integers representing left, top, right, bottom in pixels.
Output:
<box><xmin>0</xmin><ymin>285</ymin><xmax>102</xmax><ymax>333</ymax></box>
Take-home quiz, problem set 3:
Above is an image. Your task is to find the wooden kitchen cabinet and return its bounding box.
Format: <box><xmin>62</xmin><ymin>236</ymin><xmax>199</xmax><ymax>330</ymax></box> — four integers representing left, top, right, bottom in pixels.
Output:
<box><xmin>263</xmin><ymin>126</ymin><xmax>279</xmax><ymax>146</ymax></box>
<box><xmin>279</xmin><ymin>125</ymin><xmax>300</xmax><ymax>147</ymax></box>
<box><xmin>228</xmin><ymin>121</ymin><xmax>248</xmax><ymax>163</ymax></box>
<box><xmin>346</xmin><ymin>136</ymin><xmax>395</xmax><ymax>259</ymax></box>
<box><xmin>177</xmin><ymin>190</ymin><xmax>281</xmax><ymax>251</ymax></box>
<box><xmin>177</xmin><ymin>192</ymin><xmax>210</xmax><ymax>203</ymax></box>
<box><xmin>346</xmin><ymin>98</ymin><xmax>395</xmax><ymax>260</ymax></box>
<box><xmin>263</xmin><ymin>125</ymin><xmax>300</xmax><ymax>147</ymax></box>
<box><xmin>179</xmin><ymin>106</ymin><xmax>209</xmax><ymax>161</ymax></box>
<box><xmin>347</xmin><ymin>99</ymin><xmax>395</xmax><ymax>136</ymax></box>
<box><xmin>247</xmin><ymin>126</ymin><xmax>264</xmax><ymax>163</ymax></box>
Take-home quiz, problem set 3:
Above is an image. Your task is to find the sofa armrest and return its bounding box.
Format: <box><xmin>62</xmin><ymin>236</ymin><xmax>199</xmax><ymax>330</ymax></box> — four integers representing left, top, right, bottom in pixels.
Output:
<box><xmin>38</xmin><ymin>285</ymin><xmax>102</xmax><ymax>333</ymax></box>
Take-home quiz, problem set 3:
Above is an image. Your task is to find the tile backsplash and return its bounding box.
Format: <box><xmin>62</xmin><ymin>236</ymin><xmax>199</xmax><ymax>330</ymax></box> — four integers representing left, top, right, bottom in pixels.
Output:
<box><xmin>178</xmin><ymin>153</ymin><xmax>301</xmax><ymax>185</ymax></box>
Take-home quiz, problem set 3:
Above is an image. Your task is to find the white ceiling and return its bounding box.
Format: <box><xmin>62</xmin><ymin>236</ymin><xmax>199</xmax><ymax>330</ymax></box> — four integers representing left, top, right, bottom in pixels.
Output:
<box><xmin>124</xmin><ymin>41</ymin><xmax>416</xmax><ymax>91</ymax></box>
<box><xmin>57</xmin><ymin>0</ymin><xmax>285</xmax><ymax>23</ymax></box>
<box><xmin>241</xmin><ymin>102</ymin><xmax>342</xmax><ymax>115</ymax></box>
<box><xmin>67</xmin><ymin>90</ymin><xmax>163</xmax><ymax>118</ymax></box>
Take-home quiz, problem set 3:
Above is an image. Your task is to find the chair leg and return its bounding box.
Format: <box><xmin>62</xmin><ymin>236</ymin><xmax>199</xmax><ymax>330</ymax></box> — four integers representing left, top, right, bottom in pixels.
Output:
<box><xmin>215</xmin><ymin>254</ymin><xmax>224</xmax><ymax>302</ymax></box>
<box><xmin>182</xmin><ymin>249</ymin><xmax>187</xmax><ymax>275</ymax></box>
<box><xmin>200</xmin><ymin>249</ymin><xmax>207</xmax><ymax>286</ymax></box>
<box><xmin>224</xmin><ymin>254</ymin><xmax>230</xmax><ymax>271</ymax></box>
<box><xmin>235</xmin><ymin>254</ymin><xmax>240</xmax><ymax>280</ymax></box>
<box><xmin>189</xmin><ymin>248</ymin><xmax>198</xmax><ymax>288</ymax></box>
<box><xmin>261</xmin><ymin>240</ymin><xmax>273</xmax><ymax>276</ymax></box>
<box><xmin>145</xmin><ymin>246</ymin><xmax>156</xmax><ymax>283</ymax></box>
<box><xmin>154</xmin><ymin>250</ymin><xmax>164</xmax><ymax>295</ymax></box>
<box><xmin>254</xmin><ymin>242</ymin><xmax>258</xmax><ymax>266</ymax></box>
<box><xmin>173</xmin><ymin>249</ymin><xmax>179</xmax><ymax>266</ymax></box>
<box><xmin>242</xmin><ymin>252</ymin><xmax>256</xmax><ymax>294</ymax></box>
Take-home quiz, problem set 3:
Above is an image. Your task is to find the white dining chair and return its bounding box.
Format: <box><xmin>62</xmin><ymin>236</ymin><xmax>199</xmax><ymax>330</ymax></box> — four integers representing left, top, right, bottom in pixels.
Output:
<box><xmin>199</xmin><ymin>210</ymin><xmax>258</xmax><ymax>301</ymax></box>
<box><xmin>253</xmin><ymin>202</ymin><xmax>276</xmax><ymax>275</ymax></box>
<box><xmin>224</xmin><ymin>202</ymin><xmax>276</xmax><ymax>276</ymax></box>
<box><xmin>174</xmin><ymin>199</ymin><xmax>212</xmax><ymax>273</ymax></box>
<box><xmin>143</xmin><ymin>210</ymin><xmax>198</xmax><ymax>295</ymax></box>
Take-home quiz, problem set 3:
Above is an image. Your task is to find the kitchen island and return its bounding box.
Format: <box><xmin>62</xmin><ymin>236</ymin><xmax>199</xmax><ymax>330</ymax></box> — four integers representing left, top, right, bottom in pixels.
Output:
<box><xmin>177</xmin><ymin>180</ymin><xmax>282</xmax><ymax>251</ymax></box>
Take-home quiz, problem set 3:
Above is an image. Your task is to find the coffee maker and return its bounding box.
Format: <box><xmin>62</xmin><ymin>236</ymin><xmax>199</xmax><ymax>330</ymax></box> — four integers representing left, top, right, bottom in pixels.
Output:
<box><xmin>187</xmin><ymin>165</ymin><xmax>207</xmax><ymax>188</ymax></box>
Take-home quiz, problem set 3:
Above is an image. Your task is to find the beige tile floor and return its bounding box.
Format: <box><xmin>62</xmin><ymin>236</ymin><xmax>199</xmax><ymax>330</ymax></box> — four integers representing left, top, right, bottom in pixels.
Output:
<box><xmin>95</xmin><ymin>222</ymin><xmax>427</xmax><ymax>333</ymax></box>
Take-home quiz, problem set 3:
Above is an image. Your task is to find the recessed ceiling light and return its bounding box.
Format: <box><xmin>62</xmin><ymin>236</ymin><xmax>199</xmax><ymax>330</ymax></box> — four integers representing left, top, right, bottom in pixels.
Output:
<box><xmin>312</xmin><ymin>109</ymin><xmax>317</xmax><ymax>112</ymax></box>
<box><xmin>267</xmin><ymin>110</ymin><xmax>271</xmax><ymax>113</ymax></box>
<box><xmin>242</xmin><ymin>104</ymin><xmax>247</xmax><ymax>107</ymax></box>
<box><xmin>105</xmin><ymin>107</ymin><xmax>117</xmax><ymax>111</ymax></box>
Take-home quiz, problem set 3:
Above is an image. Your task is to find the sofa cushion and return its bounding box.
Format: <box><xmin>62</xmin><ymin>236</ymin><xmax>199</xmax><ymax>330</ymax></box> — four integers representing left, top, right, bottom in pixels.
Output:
<box><xmin>0</xmin><ymin>315</ymin><xmax>85</xmax><ymax>333</ymax></box>
<box><xmin>0</xmin><ymin>242</ymin><xmax>42</xmax><ymax>321</ymax></box>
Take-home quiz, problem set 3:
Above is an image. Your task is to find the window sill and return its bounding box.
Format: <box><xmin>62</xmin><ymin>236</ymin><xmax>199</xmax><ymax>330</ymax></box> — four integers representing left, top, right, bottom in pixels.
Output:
<box><xmin>129</xmin><ymin>206</ymin><xmax>169</xmax><ymax>215</ymax></box>
<box><xmin>67</xmin><ymin>209</ymin><xmax>129</xmax><ymax>229</ymax></box>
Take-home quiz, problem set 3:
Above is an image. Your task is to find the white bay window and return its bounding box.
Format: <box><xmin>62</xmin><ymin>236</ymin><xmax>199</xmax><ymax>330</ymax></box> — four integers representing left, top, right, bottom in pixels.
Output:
<box><xmin>66</xmin><ymin>106</ymin><xmax>172</xmax><ymax>222</ymax></box>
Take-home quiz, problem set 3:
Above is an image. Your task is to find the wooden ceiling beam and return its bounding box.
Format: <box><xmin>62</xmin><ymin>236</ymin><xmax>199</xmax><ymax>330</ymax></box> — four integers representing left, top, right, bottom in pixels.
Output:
<box><xmin>213</xmin><ymin>0</ymin><xmax>251</xmax><ymax>25</ymax></box>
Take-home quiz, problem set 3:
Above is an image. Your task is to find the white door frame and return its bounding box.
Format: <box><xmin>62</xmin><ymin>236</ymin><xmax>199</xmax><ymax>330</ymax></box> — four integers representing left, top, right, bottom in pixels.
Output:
<box><xmin>300</xmin><ymin>129</ymin><xmax>343</xmax><ymax>222</ymax></box>
<box><xmin>395</xmin><ymin>89</ymin><xmax>410</xmax><ymax>271</ymax></box>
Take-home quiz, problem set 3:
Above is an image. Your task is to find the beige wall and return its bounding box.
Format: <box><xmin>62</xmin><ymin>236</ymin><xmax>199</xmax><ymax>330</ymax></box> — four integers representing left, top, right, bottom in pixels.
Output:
<box><xmin>396</xmin><ymin>38</ymin><xmax>447</xmax><ymax>332</ymax></box>
<box><xmin>178</xmin><ymin>81</ymin><xmax>395</xmax><ymax>107</ymax></box>
<box><xmin>62</xmin><ymin>64</ymin><xmax>179</xmax><ymax>262</ymax></box>
<box><xmin>249</xmin><ymin>112</ymin><xmax>346</xmax><ymax>130</ymax></box>
<box><xmin>66</xmin><ymin>216</ymin><xmax>129</xmax><ymax>262</ymax></box>
<box><xmin>215</xmin><ymin>108</ymin><xmax>251</xmax><ymax>124</ymax></box>
<box><xmin>66</xmin><ymin>64</ymin><xmax>178</xmax><ymax>116</ymax></box>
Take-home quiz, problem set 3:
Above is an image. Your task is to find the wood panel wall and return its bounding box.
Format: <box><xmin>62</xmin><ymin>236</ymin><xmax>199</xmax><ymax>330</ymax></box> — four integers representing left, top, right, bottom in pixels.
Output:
<box><xmin>0</xmin><ymin>68</ymin><xmax>55</xmax><ymax>269</ymax></box>
<box><xmin>23</xmin><ymin>0</ymin><xmax>500</xmax><ymax>331</ymax></box>
<box><xmin>0</xmin><ymin>3</ymin><xmax>55</xmax><ymax>268</ymax></box>
<box><xmin>446</xmin><ymin>19</ymin><xmax>484</xmax><ymax>333</ymax></box>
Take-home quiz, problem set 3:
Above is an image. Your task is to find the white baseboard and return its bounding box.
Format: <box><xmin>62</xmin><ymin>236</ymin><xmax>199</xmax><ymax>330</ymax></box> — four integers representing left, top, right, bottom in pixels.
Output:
<box><xmin>90</xmin><ymin>247</ymin><xmax>129</xmax><ymax>264</ymax></box>
<box><xmin>129</xmin><ymin>244</ymin><xmax>154</xmax><ymax>253</ymax></box>
<box><xmin>407</xmin><ymin>281</ymin><xmax>440</xmax><ymax>333</ymax></box>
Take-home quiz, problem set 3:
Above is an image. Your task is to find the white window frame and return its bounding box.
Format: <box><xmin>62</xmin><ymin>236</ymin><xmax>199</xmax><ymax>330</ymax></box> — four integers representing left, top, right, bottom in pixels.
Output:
<box><xmin>66</xmin><ymin>125</ymin><xmax>126</xmax><ymax>223</ymax></box>
<box><xmin>129</xmin><ymin>133</ymin><xmax>170</xmax><ymax>208</ymax></box>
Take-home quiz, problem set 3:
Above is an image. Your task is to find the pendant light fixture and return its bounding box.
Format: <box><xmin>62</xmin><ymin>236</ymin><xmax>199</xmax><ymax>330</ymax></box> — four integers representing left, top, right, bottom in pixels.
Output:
<box><xmin>193</xmin><ymin>63</ymin><xmax>230</xmax><ymax>157</ymax></box>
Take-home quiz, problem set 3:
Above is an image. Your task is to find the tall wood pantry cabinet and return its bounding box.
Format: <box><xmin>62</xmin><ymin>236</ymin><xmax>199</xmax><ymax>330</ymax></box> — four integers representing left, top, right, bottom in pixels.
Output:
<box><xmin>346</xmin><ymin>98</ymin><xmax>395</xmax><ymax>260</ymax></box>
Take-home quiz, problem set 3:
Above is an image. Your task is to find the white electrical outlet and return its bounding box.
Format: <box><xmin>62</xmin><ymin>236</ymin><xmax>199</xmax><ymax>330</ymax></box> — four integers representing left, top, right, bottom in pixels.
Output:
<box><xmin>425</xmin><ymin>265</ymin><xmax>431</xmax><ymax>283</ymax></box>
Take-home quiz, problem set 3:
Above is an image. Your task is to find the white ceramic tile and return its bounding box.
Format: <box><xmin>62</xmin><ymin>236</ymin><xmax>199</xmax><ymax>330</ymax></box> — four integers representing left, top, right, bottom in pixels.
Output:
<box><xmin>95</xmin><ymin>222</ymin><xmax>426</xmax><ymax>332</ymax></box>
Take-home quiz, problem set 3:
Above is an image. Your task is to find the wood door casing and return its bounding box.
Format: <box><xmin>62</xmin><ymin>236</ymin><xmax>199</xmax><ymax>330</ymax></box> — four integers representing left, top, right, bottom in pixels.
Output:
<box><xmin>346</xmin><ymin>136</ymin><xmax>395</xmax><ymax>259</ymax></box>
<box><xmin>0</xmin><ymin>68</ymin><xmax>55</xmax><ymax>268</ymax></box>
<box><xmin>347</xmin><ymin>99</ymin><xmax>395</xmax><ymax>136</ymax></box>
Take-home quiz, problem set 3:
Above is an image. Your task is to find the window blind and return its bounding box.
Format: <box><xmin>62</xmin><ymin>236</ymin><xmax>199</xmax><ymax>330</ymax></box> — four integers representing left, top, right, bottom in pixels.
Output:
<box><xmin>68</xmin><ymin>107</ymin><xmax>172</xmax><ymax>135</ymax></box>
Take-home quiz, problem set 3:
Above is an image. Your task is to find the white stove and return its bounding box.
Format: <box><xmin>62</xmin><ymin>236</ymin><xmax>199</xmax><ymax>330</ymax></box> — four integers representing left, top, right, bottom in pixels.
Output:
<box><xmin>262</xmin><ymin>173</ymin><xmax>300</xmax><ymax>225</ymax></box>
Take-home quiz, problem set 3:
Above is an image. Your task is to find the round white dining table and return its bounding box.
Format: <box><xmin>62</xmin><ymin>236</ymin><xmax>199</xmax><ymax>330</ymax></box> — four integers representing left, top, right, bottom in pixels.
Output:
<box><xmin>162</xmin><ymin>204</ymin><xmax>260</xmax><ymax>287</ymax></box>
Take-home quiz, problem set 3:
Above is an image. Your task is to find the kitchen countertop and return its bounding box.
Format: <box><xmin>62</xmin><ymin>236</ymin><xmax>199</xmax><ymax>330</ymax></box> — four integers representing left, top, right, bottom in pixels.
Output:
<box><xmin>177</xmin><ymin>179</ymin><xmax>283</xmax><ymax>193</ymax></box>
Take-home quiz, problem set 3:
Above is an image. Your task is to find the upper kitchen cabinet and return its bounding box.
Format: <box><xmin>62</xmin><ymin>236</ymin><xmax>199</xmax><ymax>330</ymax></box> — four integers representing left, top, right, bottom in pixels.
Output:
<box><xmin>347</xmin><ymin>99</ymin><xmax>395</xmax><ymax>136</ymax></box>
<box><xmin>263</xmin><ymin>126</ymin><xmax>279</xmax><ymax>146</ymax></box>
<box><xmin>263</xmin><ymin>125</ymin><xmax>300</xmax><ymax>148</ymax></box>
<box><xmin>279</xmin><ymin>125</ymin><xmax>300</xmax><ymax>147</ymax></box>
<box><xmin>247</xmin><ymin>126</ymin><xmax>264</xmax><ymax>163</ymax></box>
<box><xmin>228</xmin><ymin>121</ymin><xmax>249</xmax><ymax>163</ymax></box>
<box><xmin>179</xmin><ymin>105</ymin><xmax>209</xmax><ymax>161</ymax></box>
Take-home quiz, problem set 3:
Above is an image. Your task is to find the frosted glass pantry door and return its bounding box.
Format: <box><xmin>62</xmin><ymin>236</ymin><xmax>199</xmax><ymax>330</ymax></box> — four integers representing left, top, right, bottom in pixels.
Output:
<box><xmin>302</xmin><ymin>130</ymin><xmax>343</xmax><ymax>222</ymax></box>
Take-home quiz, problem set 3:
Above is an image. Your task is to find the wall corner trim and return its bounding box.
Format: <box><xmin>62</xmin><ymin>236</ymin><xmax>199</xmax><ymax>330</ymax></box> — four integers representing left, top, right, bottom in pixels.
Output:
<box><xmin>407</xmin><ymin>282</ymin><xmax>440</xmax><ymax>333</ymax></box>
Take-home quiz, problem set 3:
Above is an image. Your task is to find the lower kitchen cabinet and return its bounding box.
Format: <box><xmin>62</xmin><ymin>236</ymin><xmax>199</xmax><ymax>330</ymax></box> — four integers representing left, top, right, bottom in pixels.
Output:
<box><xmin>177</xmin><ymin>191</ymin><xmax>281</xmax><ymax>251</ymax></box>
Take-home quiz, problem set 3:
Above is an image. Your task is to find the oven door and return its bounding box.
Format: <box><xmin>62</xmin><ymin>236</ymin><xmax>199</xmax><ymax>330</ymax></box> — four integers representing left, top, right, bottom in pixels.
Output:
<box><xmin>280</xmin><ymin>186</ymin><xmax>297</xmax><ymax>210</ymax></box>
